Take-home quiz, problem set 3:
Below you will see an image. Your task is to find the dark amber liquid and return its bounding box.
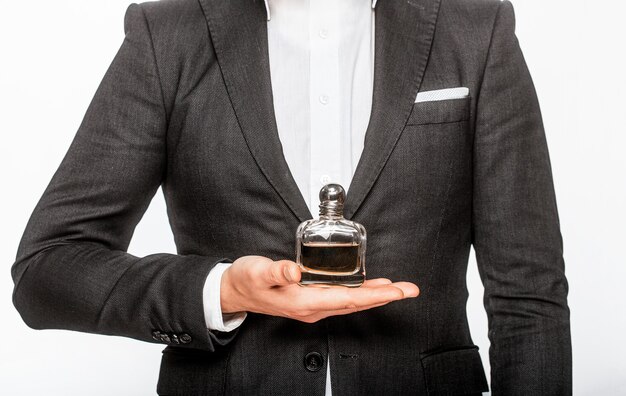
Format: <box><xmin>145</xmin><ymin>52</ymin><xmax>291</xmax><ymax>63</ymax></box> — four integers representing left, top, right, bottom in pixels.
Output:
<box><xmin>301</xmin><ymin>244</ymin><xmax>360</xmax><ymax>274</ymax></box>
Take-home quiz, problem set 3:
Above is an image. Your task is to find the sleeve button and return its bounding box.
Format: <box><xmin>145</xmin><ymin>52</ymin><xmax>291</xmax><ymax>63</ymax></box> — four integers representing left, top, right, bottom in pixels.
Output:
<box><xmin>159</xmin><ymin>334</ymin><xmax>171</xmax><ymax>343</ymax></box>
<box><xmin>180</xmin><ymin>333</ymin><xmax>192</xmax><ymax>344</ymax></box>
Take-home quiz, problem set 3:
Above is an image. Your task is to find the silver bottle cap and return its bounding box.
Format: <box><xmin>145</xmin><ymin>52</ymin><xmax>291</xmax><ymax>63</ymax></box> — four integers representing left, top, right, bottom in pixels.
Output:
<box><xmin>319</xmin><ymin>184</ymin><xmax>345</xmax><ymax>216</ymax></box>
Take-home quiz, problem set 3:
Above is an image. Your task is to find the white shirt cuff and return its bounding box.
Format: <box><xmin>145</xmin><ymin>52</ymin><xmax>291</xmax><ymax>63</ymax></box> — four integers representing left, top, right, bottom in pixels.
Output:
<box><xmin>203</xmin><ymin>262</ymin><xmax>247</xmax><ymax>332</ymax></box>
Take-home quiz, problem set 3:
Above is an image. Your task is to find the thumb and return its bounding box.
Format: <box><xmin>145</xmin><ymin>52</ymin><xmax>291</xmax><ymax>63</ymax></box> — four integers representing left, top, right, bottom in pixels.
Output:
<box><xmin>265</xmin><ymin>260</ymin><xmax>301</xmax><ymax>286</ymax></box>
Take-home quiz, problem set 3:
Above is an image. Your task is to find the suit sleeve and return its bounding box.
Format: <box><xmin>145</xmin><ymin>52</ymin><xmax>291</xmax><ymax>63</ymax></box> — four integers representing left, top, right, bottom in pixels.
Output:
<box><xmin>11</xmin><ymin>3</ymin><xmax>240</xmax><ymax>353</ymax></box>
<box><xmin>472</xmin><ymin>1</ymin><xmax>572</xmax><ymax>394</ymax></box>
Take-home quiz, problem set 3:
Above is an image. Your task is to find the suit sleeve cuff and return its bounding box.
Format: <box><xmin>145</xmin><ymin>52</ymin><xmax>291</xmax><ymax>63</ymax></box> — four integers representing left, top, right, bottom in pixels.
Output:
<box><xmin>203</xmin><ymin>262</ymin><xmax>247</xmax><ymax>332</ymax></box>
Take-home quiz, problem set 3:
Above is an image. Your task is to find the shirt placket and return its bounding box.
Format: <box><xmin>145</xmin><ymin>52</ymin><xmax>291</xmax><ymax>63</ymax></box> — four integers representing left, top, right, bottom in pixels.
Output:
<box><xmin>309</xmin><ymin>0</ymin><xmax>342</xmax><ymax>211</ymax></box>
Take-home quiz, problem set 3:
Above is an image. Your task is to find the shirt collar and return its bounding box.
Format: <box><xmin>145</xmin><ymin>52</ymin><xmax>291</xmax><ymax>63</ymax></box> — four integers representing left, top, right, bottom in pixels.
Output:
<box><xmin>263</xmin><ymin>0</ymin><xmax>378</xmax><ymax>21</ymax></box>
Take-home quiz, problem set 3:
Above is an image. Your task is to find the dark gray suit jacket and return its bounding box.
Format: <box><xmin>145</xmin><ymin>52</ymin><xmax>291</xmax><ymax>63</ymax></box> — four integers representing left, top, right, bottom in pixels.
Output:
<box><xmin>11</xmin><ymin>0</ymin><xmax>572</xmax><ymax>394</ymax></box>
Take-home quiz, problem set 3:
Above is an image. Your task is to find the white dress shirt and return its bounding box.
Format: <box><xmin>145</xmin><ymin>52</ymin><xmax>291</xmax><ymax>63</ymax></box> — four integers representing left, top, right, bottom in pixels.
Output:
<box><xmin>203</xmin><ymin>0</ymin><xmax>376</xmax><ymax>394</ymax></box>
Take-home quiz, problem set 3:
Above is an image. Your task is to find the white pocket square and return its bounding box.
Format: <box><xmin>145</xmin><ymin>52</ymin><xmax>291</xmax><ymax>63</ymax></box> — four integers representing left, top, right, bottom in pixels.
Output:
<box><xmin>414</xmin><ymin>87</ymin><xmax>469</xmax><ymax>103</ymax></box>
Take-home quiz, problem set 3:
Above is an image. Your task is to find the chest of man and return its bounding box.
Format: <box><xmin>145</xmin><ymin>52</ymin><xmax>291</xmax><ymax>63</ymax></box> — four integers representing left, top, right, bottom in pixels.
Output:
<box><xmin>155</xmin><ymin>0</ymin><xmax>490</xmax><ymax>394</ymax></box>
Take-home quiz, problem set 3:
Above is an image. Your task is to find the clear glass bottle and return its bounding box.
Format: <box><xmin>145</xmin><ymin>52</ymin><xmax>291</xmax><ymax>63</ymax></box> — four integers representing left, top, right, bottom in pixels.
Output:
<box><xmin>295</xmin><ymin>184</ymin><xmax>366</xmax><ymax>287</ymax></box>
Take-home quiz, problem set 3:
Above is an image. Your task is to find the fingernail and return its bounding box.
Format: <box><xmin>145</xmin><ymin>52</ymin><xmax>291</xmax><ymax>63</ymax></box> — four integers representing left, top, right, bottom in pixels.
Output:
<box><xmin>284</xmin><ymin>266</ymin><xmax>293</xmax><ymax>282</ymax></box>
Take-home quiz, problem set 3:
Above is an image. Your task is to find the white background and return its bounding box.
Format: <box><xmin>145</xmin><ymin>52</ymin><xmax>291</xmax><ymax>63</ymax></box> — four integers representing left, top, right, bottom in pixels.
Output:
<box><xmin>1</xmin><ymin>1</ymin><xmax>624</xmax><ymax>395</ymax></box>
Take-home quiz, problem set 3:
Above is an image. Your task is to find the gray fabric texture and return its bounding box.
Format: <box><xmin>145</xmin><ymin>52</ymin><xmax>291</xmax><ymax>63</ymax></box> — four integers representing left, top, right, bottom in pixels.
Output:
<box><xmin>11</xmin><ymin>0</ymin><xmax>572</xmax><ymax>395</ymax></box>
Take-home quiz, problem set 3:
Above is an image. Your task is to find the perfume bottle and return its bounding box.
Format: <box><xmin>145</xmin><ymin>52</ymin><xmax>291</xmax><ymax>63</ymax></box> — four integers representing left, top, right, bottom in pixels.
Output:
<box><xmin>295</xmin><ymin>184</ymin><xmax>366</xmax><ymax>287</ymax></box>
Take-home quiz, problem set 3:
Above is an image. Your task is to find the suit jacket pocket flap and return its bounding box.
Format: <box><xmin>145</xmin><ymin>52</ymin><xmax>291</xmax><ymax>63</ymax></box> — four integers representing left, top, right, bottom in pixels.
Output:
<box><xmin>420</xmin><ymin>345</ymin><xmax>489</xmax><ymax>395</ymax></box>
<box><xmin>157</xmin><ymin>347</ymin><xmax>229</xmax><ymax>395</ymax></box>
<box><xmin>406</xmin><ymin>97</ymin><xmax>470</xmax><ymax>126</ymax></box>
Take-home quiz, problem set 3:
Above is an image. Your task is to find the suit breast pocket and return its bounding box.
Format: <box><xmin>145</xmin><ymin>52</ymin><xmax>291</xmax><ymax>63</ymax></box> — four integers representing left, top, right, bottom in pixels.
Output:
<box><xmin>389</xmin><ymin>95</ymin><xmax>473</xmax><ymax>210</ymax></box>
<box><xmin>406</xmin><ymin>96</ymin><xmax>470</xmax><ymax>126</ymax></box>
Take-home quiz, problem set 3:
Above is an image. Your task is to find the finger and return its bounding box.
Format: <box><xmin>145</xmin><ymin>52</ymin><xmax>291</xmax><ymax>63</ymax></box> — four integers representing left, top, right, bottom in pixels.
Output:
<box><xmin>263</xmin><ymin>260</ymin><xmax>301</xmax><ymax>286</ymax></box>
<box><xmin>387</xmin><ymin>281</ymin><xmax>420</xmax><ymax>298</ymax></box>
<box><xmin>300</xmin><ymin>300</ymin><xmax>391</xmax><ymax>323</ymax></box>
<box><xmin>362</xmin><ymin>278</ymin><xmax>392</xmax><ymax>287</ymax></box>
<box><xmin>300</xmin><ymin>284</ymin><xmax>405</xmax><ymax>312</ymax></box>
<box><xmin>323</xmin><ymin>299</ymin><xmax>390</xmax><ymax>316</ymax></box>
<box><xmin>297</xmin><ymin>282</ymin><xmax>420</xmax><ymax>322</ymax></box>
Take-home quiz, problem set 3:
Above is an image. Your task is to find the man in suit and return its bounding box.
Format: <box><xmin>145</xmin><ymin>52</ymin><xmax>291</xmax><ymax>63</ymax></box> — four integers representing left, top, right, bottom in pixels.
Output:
<box><xmin>11</xmin><ymin>0</ymin><xmax>572</xmax><ymax>394</ymax></box>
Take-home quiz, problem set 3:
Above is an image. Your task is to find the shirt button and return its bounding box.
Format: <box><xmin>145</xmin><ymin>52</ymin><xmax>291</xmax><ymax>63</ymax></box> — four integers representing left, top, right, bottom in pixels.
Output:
<box><xmin>318</xmin><ymin>28</ymin><xmax>329</xmax><ymax>39</ymax></box>
<box><xmin>320</xmin><ymin>175</ymin><xmax>331</xmax><ymax>184</ymax></box>
<box><xmin>319</xmin><ymin>94</ymin><xmax>329</xmax><ymax>105</ymax></box>
<box><xmin>304</xmin><ymin>352</ymin><xmax>324</xmax><ymax>372</ymax></box>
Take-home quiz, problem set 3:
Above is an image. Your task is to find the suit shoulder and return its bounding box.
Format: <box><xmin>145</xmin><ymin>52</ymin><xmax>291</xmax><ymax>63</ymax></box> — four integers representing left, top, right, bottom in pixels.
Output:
<box><xmin>133</xmin><ymin>0</ymin><xmax>207</xmax><ymax>38</ymax></box>
<box><xmin>125</xmin><ymin>0</ymin><xmax>213</xmax><ymax>106</ymax></box>
<box><xmin>128</xmin><ymin>0</ymin><xmax>210</xmax><ymax>65</ymax></box>
<box><xmin>439</xmin><ymin>0</ymin><xmax>506</xmax><ymax>29</ymax></box>
<box><xmin>436</xmin><ymin>0</ymin><xmax>509</xmax><ymax>44</ymax></box>
<box><xmin>137</xmin><ymin>0</ymin><xmax>203</xmax><ymax>17</ymax></box>
<box><xmin>441</xmin><ymin>0</ymin><xmax>504</xmax><ymax>14</ymax></box>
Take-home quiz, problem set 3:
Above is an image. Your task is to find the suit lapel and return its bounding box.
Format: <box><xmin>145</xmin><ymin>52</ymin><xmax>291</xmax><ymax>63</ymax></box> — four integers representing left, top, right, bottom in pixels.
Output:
<box><xmin>344</xmin><ymin>0</ymin><xmax>442</xmax><ymax>220</ymax></box>
<box><xmin>198</xmin><ymin>0</ymin><xmax>441</xmax><ymax>222</ymax></box>
<box><xmin>199</xmin><ymin>0</ymin><xmax>313</xmax><ymax>223</ymax></box>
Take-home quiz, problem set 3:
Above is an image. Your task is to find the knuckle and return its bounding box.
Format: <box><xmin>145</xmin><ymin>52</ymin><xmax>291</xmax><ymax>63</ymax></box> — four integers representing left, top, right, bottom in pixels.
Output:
<box><xmin>268</xmin><ymin>265</ymin><xmax>282</xmax><ymax>284</ymax></box>
<box><xmin>282</xmin><ymin>307</ymin><xmax>299</xmax><ymax>318</ymax></box>
<box><xmin>293</xmin><ymin>309</ymin><xmax>309</xmax><ymax>318</ymax></box>
<box><xmin>248</xmin><ymin>264</ymin><xmax>264</xmax><ymax>281</ymax></box>
<box><xmin>299</xmin><ymin>309</ymin><xmax>314</xmax><ymax>316</ymax></box>
<box><xmin>286</xmin><ymin>307</ymin><xmax>314</xmax><ymax>318</ymax></box>
<box><xmin>298</xmin><ymin>300</ymin><xmax>314</xmax><ymax>313</ymax></box>
<box><xmin>250</xmin><ymin>271</ymin><xmax>265</xmax><ymax>287</ymax></box>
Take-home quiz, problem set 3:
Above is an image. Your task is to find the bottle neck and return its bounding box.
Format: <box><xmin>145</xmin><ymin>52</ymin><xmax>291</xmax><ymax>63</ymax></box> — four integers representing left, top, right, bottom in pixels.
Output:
<box><xmin>319</xmin><ymin>201</ymin><xmax>344</xmax><ymax>219</ymax></box>
<box><xmin>319</xmin><ymin>213</ymin><xmax>344</xmax><ymax>220</ymax></box>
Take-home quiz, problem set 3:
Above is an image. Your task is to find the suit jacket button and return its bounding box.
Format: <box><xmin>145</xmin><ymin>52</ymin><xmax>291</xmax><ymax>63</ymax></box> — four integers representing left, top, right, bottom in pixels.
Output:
<box><xmin>171</xmin><ymin>334</ymin><xmax>180</xmax><ymax>344</ymax></box>
<box><xmin>159</xmin><ymin>333</ymin><xmax>171</xmax><ymax>343</ymax></box>
<box><xmin>152</xmin><ymin>330</ymin><xmax>161</xmax><ymax>341</ymax></box>
<box><xmin>180</xmin><ymin>333</ymin><xmax>192</xmax><ymax>344</ymax></box>
<box><xmin>304</xmin><ymin>352</ymin><xmax>324</xmax><ymax>372</ymax></box>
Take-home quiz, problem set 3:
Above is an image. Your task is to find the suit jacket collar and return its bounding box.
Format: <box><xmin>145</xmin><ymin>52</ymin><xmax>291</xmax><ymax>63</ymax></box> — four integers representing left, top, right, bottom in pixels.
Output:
<box><xmin>198</xmin><ymin>0</ymin><xmax>441</xmax><ymax>223</ymax></box>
